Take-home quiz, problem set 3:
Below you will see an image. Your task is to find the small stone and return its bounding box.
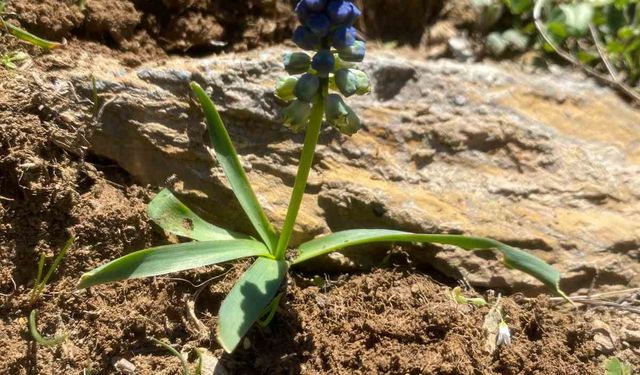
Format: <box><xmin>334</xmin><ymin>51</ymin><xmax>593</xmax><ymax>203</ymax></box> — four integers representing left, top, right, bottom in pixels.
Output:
<box><xmin>113</xmin><ymin>358</ymin><xmax>136</xmax><ymax>374</ymax></box>
<box><xmin>448</xmin><ymin>36</ymin><xmax>474</xmax><ymax>62</ymax></box>
<box><xmin>243</xmin><ymin>337</ymin><xmax>252</xmax><ymax>350</ymax></box>
<box><xmin>621</xmin><ymin>329</ymin><xmax>640</xmax><ymax>343</ymax></box>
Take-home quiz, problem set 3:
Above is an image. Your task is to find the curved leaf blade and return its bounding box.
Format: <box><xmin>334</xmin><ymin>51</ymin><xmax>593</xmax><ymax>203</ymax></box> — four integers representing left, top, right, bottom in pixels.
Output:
<box><xmin>149</xmin><ymin>189</ymin><xmax>250</xmax><ymax>241</ymax></box>
<box><xmin>217</xmin><ymin>257</ymin><xmax>287</xmax><ymax>353</ymax></box>
<box><xmin>190</xmin><ymin>82</ymin><xmax>278</xmax><ymax>251</ymax></box>
<box><xmin>77</xmin><ymin>239</ymin><xmax>270</xmax><ymax>289</ymax></box>
<box><xmin>29</xmin><ymin>310</ymin><xmax>67</xmax><ymax>347</ymax></box>
<box><xmin>292</xmin><ymin>229</ymin><xmax>566</xmax><ymax>298</ymax></box>
<box><xmin>1</xmin><ymin>20</ymin><xmax>63</xmax><ymax>50</ymax></box>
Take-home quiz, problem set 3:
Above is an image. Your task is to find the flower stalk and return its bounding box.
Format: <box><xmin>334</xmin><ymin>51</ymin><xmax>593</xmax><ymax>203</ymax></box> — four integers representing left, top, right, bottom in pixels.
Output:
<box><xmin>275</xmin><ymin>85</ymin><xmax>327</xmax><ymax>259</ymax></box>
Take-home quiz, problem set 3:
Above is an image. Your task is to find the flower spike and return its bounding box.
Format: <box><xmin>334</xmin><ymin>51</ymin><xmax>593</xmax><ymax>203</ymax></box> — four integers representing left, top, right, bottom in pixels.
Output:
<box><xmin>277</xmin><ymin>0</ymin><xmax>370</xmax><ymax>136</ymax></box>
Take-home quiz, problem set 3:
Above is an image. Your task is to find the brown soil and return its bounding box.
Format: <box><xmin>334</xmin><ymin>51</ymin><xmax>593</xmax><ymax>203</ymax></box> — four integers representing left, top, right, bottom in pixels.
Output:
<box><xmin>1</xmin><ymin>2</ymin><xmax>639</xmax><ymax>375</ymax></box>
<box><xmin>3</xmin><ymin>0</ymin><xmax>469</xmax><ymax>66</ymax></box>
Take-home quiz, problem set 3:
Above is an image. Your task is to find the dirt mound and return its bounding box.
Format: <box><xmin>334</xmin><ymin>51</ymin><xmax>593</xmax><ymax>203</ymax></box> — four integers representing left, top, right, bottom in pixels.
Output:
<box><xmin>5</xmin><ymin>0</ymin><xmax>295</xmax><ymax>63</ymax></box>
<box><xmin>234</xmin><ymin>269</ymin><xmax>603</xmax><ymax>374</ymax></box>
<box><xmin>4</xmin><ymin>0</ymin><xmax>467</xmax><ymax>64</ymax></box>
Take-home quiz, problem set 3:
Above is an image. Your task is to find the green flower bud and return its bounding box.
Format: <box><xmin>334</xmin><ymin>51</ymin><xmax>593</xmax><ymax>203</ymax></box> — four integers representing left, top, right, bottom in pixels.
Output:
<box><xmin>282</xmin><ymin>100</ymin><xmax>312</xmax><ymax>133</ymax></box>
<box><xmin>338</xmin><ymin>40</ymin><xmax>366</xmax><ymax>62</ymax></box>
<box><xmin>333</xmin><ymin>54</ymin><xmax>355</xmax><ymax>72</ymax></box>
<box><xmin>284</xmin><ymin>52</ymin><xmax>311</xmax><ymax>74</ymax></box>
<box><xmin>294</xmin><ymin>73</ymin><xmax>320</xmax><ymax>102</ymax></box>
<box><xmin>335</xmin><ymin>69</ymin><xmax>371</xmax><ymax>97</ymax></box>
<box><xmin>275</xmin><ymin>76</ymin><xmax>298</xmax><ymax>101</ymax></box>
<box><xmin>324</xmin><ymin>94</ymin><xmax>361</xmax><ymax>135</ymax></box>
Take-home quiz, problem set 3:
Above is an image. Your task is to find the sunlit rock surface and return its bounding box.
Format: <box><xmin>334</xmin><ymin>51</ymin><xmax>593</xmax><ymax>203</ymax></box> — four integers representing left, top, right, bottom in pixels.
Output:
<box><xmin>56</xmin><ymin>47</ymin><xmax>639</xmax><ymax>294</ymax></box>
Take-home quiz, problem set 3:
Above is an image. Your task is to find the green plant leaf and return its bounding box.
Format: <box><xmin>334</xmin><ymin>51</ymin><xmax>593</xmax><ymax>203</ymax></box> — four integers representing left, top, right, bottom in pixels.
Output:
<box><xmin>577</xmin><ymin>50</ymin><xmax>599</xmax><ymax>64</ymax></box>
<box><xmin>29</xmin><ymin>310</ymin><xmax>67</xmax><ymax>347</ymax></box>
<box><xmin>77</xmin><ymin>239</ymin><xmax>270</xmax><ymax>289</ymax></box>
<box><xmin>487</xmin><ymin>32</ymin><xmax>508</xmax><ymax>55</ymax></box>
<box><xmin>150</xmin><ymin>337</ymin><xmax>189</xmax><ymax>375</ymax></box>
<box><xmin>559</xmin><ymin>3</ymin><xmax>594</xmax><ymax>36</ymax></box>
<box><xmin>505</xmin><ymin>0</ymin><xmax>533</xmax><ymax>15</ymax></box>
<box><xmin>1</xmin><ymin>19</ymin><xmax>63</xmax><ymax>50</ymax></box>
<box><xmin>502</xmin><ymin>29</ymin><xmax>529</xmax><ymax>51</ymax></box>
<box><xmin>149</xmin><ymin>188</ymin><xmax>251</xmax><ymax>241</ymax></box>
<box><xmin>31</xmin><ymin>236</ymin><xmax>73</xmax><ymax>301</ymax></box>
<box><xmin>217</xmin><ymin>257</ymin><xmax>287</xmax><ymax>353</ymax></box>
<box><xmin>292</xmin><ymin>229</ymin><xmax>567</xmax><ymax>298</ymax></box>
<box><xmin>190</xmin><ymin>82</ymin><xmax>278</xmax><ymax>252</ymax></box>
<box><xmin>604</xmin><ymin>357</ymin><xmax>633</xmax><ymax>375</ymax></box>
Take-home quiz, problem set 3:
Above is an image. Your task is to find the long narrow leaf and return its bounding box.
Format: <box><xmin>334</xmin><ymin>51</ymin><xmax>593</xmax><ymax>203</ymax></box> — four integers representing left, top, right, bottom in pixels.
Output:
<box><xmin>292</xmin><ymin>229</ymin><xmax>567</xmax><ymax>298</ymax></box>
<box><xmin>217</xmin><ymin>257</ymin><xmax>287</xmax><ymax>353</ymax></box>
<box><xmin>150</xmin><ymin>337</ymin><xmax>189</xmax><ymax>375</ymax></box>
<box><xmin>37</xmin><ymin>236</ymin><xmax>73</xmax><ymax>292</ymax></box>
<box><xmin>190</xmin><ymin>82</ymin><xmax>278</xmax><ymax>251</ymax></box>
<box><xmin>1</xmin><ymin>19</ymin><xmax>63</xmax><ymax>50</ymax></box>
<box><xmin>149</xmin><ymin>189</ymin><xmax>250</xmax><ymax>241</ymax></box>
<box><xmin>77</xmin><ymin>239</ymin><xmax>270</xmax><ymax>289</ymax></box>
<box><xmin>29</xmin><ymin>310</ymin><xmax>67</xmax><ymax>347</ymax></box>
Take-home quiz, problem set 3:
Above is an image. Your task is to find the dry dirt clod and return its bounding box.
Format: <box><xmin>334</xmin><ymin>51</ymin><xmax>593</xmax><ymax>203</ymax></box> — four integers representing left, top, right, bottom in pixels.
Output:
<box><xmin>113</xmin><ymin>357</ymin><xmax>136</xmax><ymax>374</ymax></box>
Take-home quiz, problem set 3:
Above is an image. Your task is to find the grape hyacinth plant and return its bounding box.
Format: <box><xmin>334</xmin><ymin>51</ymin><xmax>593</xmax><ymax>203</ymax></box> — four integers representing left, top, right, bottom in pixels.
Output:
<box><xmin>78</xmin><ymin>0</ymin><xmax>568</xmax><ymax>353</ymax></box>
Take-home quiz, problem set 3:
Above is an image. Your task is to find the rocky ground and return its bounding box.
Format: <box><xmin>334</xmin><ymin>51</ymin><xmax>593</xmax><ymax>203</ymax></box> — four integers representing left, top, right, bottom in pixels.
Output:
<box><xmin>1</xmin><ymin>1</ymin><xmax>639</xmax><ymax>374</ymax></box>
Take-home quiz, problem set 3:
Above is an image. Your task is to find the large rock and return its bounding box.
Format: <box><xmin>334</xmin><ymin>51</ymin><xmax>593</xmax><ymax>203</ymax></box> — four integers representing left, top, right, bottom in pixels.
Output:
<box><xmin>49</xmin><ymin>47</ymin><xmax>640</xmax><ymax>294</ymax></box>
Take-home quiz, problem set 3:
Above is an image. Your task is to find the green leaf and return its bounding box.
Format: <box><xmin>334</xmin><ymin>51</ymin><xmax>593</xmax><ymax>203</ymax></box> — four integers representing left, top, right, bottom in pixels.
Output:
<box><xmin>149</xmin><ymin>188</ymin><xmax>250</xmax><ymax>241</ymax></box>
<box><xmin>608</xmin><ymin>40</ymin><xmax>626</xmax><ymax>53</ymax></box>
<box><xmin>1</xmin><ymin>19</ymin><xmax>63</xmax><ymax>50</ymax></box>
<box><xmin>559</xmin><ymin>3</ymin><xmax>594</xmax><ymax>36</ymax></box>
<box><xmin>150</xmin><ymin>338</ymin><xmax>189</xmax><ymax>375</ymax></box>
<box><xmin>617</xmin><ymin>26</ymin><xmax>636</xmax><ymax>40</ymax></box>
<box><xmin>505</xmin><ymin>0</ymin><xmax>533</xmax><ymax>15</ymax></box>
<box><xmin>190</xmin><ymin>82</ymin><xmax>278</xmax><ymax>252</ymax></box>
<box><xmin>604</xmin><ymin>357</ymin><xmax>633</xmax><ymax>375</ymax></box>
<box><xmin>77</xmin><ymin>239</ymin><xmax>270</xmax><ymax>289</ymax></box>
<box><xmin>29</xmin><ymin>310</ymin><xmax>67</xmax><ymax>347</ymax></box>
<box><xmin>502</xmin><ymin>29</ymin><xmax>529</xmax><ymax>51</ymax></box>
<box><xmin>487</xmin><ymin>32</ymin><xmax>508</xmax><ymax>55</ymax></box>
<box><xmin>547</xmin><ymin>20</ymin><xmax>569</xmax><ymax>38</ymax></box>
<box><xmin>217</xmin><ymin>257</ymin><xmax>287</xmax><ymax>353</ymax></box>
<box><xmin>577</xmin><ymin>50</ymin><xmax>599</xmax><ymax>64</ymax></box>
<box><xmin>31</xmin><ymin>236</ymin><xmax>73</xmax><ymax>300</ymax></box>
<box><xmin>292</xmin><ymin>229</ymin><xmax>567</xmax><ymax>298</ymax></box>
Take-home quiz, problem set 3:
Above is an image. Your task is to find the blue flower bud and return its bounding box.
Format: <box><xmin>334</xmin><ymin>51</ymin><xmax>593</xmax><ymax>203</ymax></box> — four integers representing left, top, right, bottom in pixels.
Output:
<box><xmin>284</xmin><ymin>52</ymin><xmax>311</xmax><ymax>74</ymax></box>
<box><xmin>295</xmin><ymin>1</ymin><xmax>310</xmax><ymax>22</ymax></box>
<box><xmin>338</xmin><ymin>40</ymin><xmax>365</xmax><ymax>62</ymax></box>
<box><xmin>307</xmin><ymin>13</ymin><xmax>331</xmax><ymax>36</ymax></box>
<box><xmin>335</xmin><ymin>69</ymin><xmax>370</xmax><ymax>97</ymax></box>
<box><xmin>331</xmin><ymin>26</ymin><xmax>357</xmax><ymax>50</ymax></box>
<box><xmin>275</xmin><ymin>76</ymin><xmax>298</xmax><ymax>101</ymax></box>
<box><xmin>293</xmin><ymin>26</ymin><xmax>321</xmax><ymax>51</ymax></box>
<box><xmin>282</xmin><ymin>99</ymin><xmax>312</xmax><ymax>132</ymax></box>
<box><xmin>324</xmin><ymin>94</ymin><xmax>361</xmax><ymax>135</ymax></box>
<box><xmin>303</xmin><ymin>0</ymin><xmax>327</xmax><ymax>12</ymax></box>
<box><xmin>294</xmin><ymin>73</ymin><xmax>320</xmax><ymax>102</ymax></box>
<box><xmin>327</xmin><ymin>1</ymin><xmax>361</xmax><ymax>25</ymax></box>
<box><xmin>311</xmin><ymin>50</ymin><xmax>335</xmax><ymax>77</ymax></box>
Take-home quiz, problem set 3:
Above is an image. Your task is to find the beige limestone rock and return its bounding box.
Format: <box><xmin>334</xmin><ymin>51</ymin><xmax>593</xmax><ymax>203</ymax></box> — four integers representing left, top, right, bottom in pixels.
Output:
<box><xmin>47</xmin><ymin>47</ymin><xmax>640</xmax><ymax>294</ymax></box>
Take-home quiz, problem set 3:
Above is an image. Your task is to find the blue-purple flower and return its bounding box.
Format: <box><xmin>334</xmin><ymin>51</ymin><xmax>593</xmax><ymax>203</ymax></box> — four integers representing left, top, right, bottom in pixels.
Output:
<box><xmin>276</xmin><ymin>0</ymin><xmax>370</xmax><ymax>135</ymax></box>
<box><xmin>312</xmin><ymin>49</ymin><xmax>335</xmax><ymax>77</ymax></box>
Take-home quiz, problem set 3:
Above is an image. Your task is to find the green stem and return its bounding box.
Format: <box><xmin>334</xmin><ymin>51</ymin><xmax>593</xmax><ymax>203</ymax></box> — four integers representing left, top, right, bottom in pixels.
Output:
<box><xmin>274</xmin><ymin>94</ymin><xmax>325</xmax><ymax>260</ymax></box>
